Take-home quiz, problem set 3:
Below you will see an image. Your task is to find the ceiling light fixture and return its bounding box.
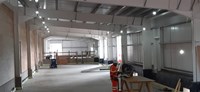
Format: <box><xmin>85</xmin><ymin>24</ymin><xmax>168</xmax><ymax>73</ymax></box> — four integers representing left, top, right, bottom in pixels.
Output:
<box><xmin>152</xmin><ymin>11</ymin><xmax>157</xmax><ymax>15</ymax></box>
<box><xmin>47</xmin><ymin>30</ymin><xmax>50</xmax><ymax>33</ymax></box>
<box><xmin>35</xmin><ymin>11</ymin><xmax>39</xmax><ymax>14</ymax></box>
<box><xmin>143</xmin><ymin>27</ymin><xmax>146</xmax><ymax>31</ymax></box>
<box><xmin>171</xmin><ymin>27</ymin><xmax>175</xmax><ymax>30</ymax></box>
<box><xmin>179</xmin><ymin>49</ymin><xmax>185</xmax><ymax>55</ymax></box>
<box><xmin>107</xmin><ymin>31</ymin><xmax>109</xmax><ymax>34</ymax></box>
<box><xmin>35</xmin><ymin>0</ymin><xmax>39</xmax><ymax>3</ymax></box>
<box><xmin>47</xmin><ymin>18</ymin><xmax>50</xmax><ymax>20</ymax></box>
<box><xmin>42</xmin><ymin>21</ymin><xmax>45</xmax><ymax>24</ymax></box>
<box><xmin>136</xmin><ymin>30</ymin><xmax>142</xmax><ymax>33</ymax></box>
<box><xmin>44</xmin><ymin>26</ymin><xmax>47</xmax><ymax>28</ymax></box>
<box><xmin>120</xmin><ymin>30</ymin><xmax>123</xmax><ymax>33</ymax></box>
<box><xmin>39</xmin><ymin>16</ymin><xmax>42</xmax><ymax>19</ymax></box>
<box><xmin>122</xmin><ymin>6</ymin><xmax>126</xmax><ymax>9</ymax></box>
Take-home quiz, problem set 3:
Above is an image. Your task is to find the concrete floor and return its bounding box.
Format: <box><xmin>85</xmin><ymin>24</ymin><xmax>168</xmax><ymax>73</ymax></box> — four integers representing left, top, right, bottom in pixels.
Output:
<box><xmin>18</xmin><ymin>65</ymin><xmax>111</xmax><ymax>92</ymax></box>
<box><xmin>17</xmin><ymin>65</ymin><xmax>172</xmax><ymax>92</ymax></box>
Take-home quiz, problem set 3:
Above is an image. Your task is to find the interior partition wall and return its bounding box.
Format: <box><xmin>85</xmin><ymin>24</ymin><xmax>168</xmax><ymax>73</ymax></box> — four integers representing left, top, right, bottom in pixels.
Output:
<box><xmin>112</xmin><ymin>37</ymin><xmax>117</xmax><ymax>60</ymax></box>
<box><xmin>161</xmin><ymin>23</ymin><xmax>193</xmax><ymax>72</ymax></box>
<box><xmin>127</xmin><ymin>32</ymin><xmax>143</xmax><ymax>64</ymax></box>
<box><xmin>117</xmin><ymin>36</ymin><xmax>122</xmax><ymax>63</ymax></box>
<box><xmin>62</xmin><ymin>40</ymin><xmax>88</xmax><ymax>54</ymax></box>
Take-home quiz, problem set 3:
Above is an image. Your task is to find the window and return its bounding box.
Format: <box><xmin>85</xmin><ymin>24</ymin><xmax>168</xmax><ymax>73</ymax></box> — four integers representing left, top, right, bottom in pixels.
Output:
<box><xmin>49</xmin><ymin>43</ymin><xmax>62</xmax><ymax>52</ymax></box>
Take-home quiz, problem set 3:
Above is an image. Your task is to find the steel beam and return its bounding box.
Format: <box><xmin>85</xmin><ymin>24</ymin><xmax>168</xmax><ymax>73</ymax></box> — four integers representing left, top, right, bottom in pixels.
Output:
<box><xmin>18</xmin><ymin>0</ymin><xmax>28</xmax><ymax>7</ymax></box>
<box><xmin>117</xmin><ymin>7</ymin><xmax>134</xmax><ymax>16</ymax></box>
<box><xmin>107</xmin><ymin>6</ymin><xmax>123</xmax><ymax>15</ymax></box>
<box><xmin>91</xmin><ymin>4</ymin><xmax>101</xmax><ymax>13</ymax></box>
<box><xmin>68</xmin><ymin>0</ymin><xmax>192</xmax><ymax>11</ymax></box>
<box><xmin>135</xmin><ymin>9</ymin><xmax>153</xmax><ymax>16</ymax></box>
<box><xmin>115</xmin><ymin>6</ymin><xmax>128</xmax><ymax>15</ymax></box>
<box><xmin>128</xmin><ymin>8</ymin><xmax>146</xmax><ymax>17</ymax></box>
<box><xmin>55</xmin><ymin>0</ymin><xmax>58</xmax><ymax>10</ymax></box>
<box><xmin>19</xmin><ymin>7</ymin><xmax>143</xmax><ymax>26</ymax></box>
<box><xmin>125</xmin><ymin>8</ymin><xmax>141</xmax><ymax>16</ymax></box>
<box><xmin>30</xmin><ymin>19</ymin><xmax>122</xmax><ymax>32</ymax></box>
<box><xmin>192</xmin><ymin>0</ymin><xmax>200</xmax><ymax>19</ymax></box>
<box><xmin>74</xmin><ymin>2</ymin><xmax>79</xmax><ymax>12</ymax></box>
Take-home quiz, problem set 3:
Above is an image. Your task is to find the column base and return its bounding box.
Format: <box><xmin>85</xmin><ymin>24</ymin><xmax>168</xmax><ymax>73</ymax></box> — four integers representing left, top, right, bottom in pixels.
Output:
<box><xmin>190</xmin><ymin>82</ymin><xmax>200</xmax><ymax>92</ymax></box>
<box><xmin>28</xmin><ymin>68</ymin><xmax>33</xmax><ymax>79</ymax></box>
<box><xmin>15</xmin><ymin>77</ymin><xmax>22</xmax><ymax>90</ymax></box>
<box><xmin>35</xmin><ymin>64</ymin><xmax>39</xmax><ymax>72</ymax></box>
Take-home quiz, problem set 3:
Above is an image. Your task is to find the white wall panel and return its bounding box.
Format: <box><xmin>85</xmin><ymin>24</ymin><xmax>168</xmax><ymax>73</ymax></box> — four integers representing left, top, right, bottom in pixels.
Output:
<box><xmin>171</xmin><ymin>43</ymin><xmax>193</xmax><ymax>71</ymax></box>
<box><xmin>112</xmin><ymin>37</ymin><xmax>116</xmax><ymax>46</ymax></box>
<box><xmin>171</xmin><ymin>23</ymin><xmax>192</xmax><ymax>43</ymax></box>
<box><xmin>133</xmin><ymin>34</ymin><xmax>138</xmax><ymax>44</ymax></box>
<box><xmin>138</xmin><ymin>46</ymin><xmax>143</xmax><ymax>63</ymax></box>
<box><xmin>138</xmin><ymin>33</ymin><xmax>142</xmax><ymax>44</ymax></box>
<box><xmin>127</xmin><ymin>46</ymin><xmax>133</xmax><ymax>62</ymax></box>
<box><xmin>133</xmin><ymin>46</ymin><xmax>140</xmax><ymax>62</ymax></box>
<box><xmin>49</xmin><ymin>38</ymin><xmax>97</xmax><ymax>55</ymax></box>
<box><xmin>163</xmin><ymin>23</ymin><xmax>193</xmax><ymax>72</ymax></box>
<box><xmin>127</xmin><ymin>35</ymin><xmax>132</xmax><ymax>45</ymax></box>
<box><xmin>112</xmin><ymin>37</ymin><xmax>117</xmax><ymax>60</ymax></box>
<box><xmin>127</xmin><ymin>33</ymin><xmax>142</xmax><ymax>63</ymax></box>
<box><xmin>112</xmin><ymin>47</ymin><xmax>117</xmax><ymax>60</ymax></box>
<box><xmin>163</xmin><ymin>27</ymin><xmax>171</xmax><ymax>43</ymax></box>
<box><xmin>164</xmin><ymin>45</ymin><xmax>172</xmax><ymax>68</ymax></box>
<box><xmin>62</xmin><ymin>41</ymin><xmax>71</xmax><ymax>47</ymax></box>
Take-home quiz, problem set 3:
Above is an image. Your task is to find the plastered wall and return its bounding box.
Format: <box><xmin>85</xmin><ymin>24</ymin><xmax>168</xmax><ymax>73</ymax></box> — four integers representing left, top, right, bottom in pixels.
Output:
<box><xmin>38</xmin><ymin>36</ymin><xmax>44</xmax><ymax>65</ymax></box>
<box><xmin>19</xmin><ymin>21</ymin><xmax>28</xmax><ymax>74</ymax></box>
<box><xmin>127</xmin><ymin>33</ymin><xmax>143</xmax><ymax>63</ymax></box>
<box><xmin>46</xmin><ymin>37</ymin><xmax>98</xmax><ymax>55</ymax></box>
<box><xmin>162</xmin><ymin>23</ymin><xmax>193</xmax><ymax>72</ymax></box>
<box><xmin>0</xmin><ymin>3</ymin><xmax>14</xmax><ymax>88</ymax></box>
<box><xmin>30</xmin><ymin>30</ymin><xmax>36</xmax><ymax>71</ymax></box>
<box><xmin>152</xmin><ymin>14</ymin><xmax>193</xmax><ymax>72</ymax></box>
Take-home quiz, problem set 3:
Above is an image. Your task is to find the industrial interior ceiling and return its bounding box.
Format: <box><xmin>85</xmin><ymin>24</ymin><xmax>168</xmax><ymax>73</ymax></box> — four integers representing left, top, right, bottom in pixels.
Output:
<box><xmin>18</xmin><ymin>0</ymin><xmax>171</xmax><ymax>39</ymax></box>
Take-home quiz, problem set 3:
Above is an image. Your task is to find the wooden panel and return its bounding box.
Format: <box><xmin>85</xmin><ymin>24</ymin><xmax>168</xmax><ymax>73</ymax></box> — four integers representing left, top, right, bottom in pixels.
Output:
<box><xmin>57</xmin><ymin>56</ymin><xmax>69</xmax><ymax>65</ymax></box>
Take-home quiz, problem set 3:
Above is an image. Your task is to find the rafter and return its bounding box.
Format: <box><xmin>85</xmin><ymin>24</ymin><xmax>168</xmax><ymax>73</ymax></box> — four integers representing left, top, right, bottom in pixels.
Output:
<box><xmin>55</xmin><ymin>0</ymin><xmax>58</xmax><ymax>10</ymax></box>
<box><xmin>107</xmin><ymin>6</ymin><xmax>123</xmax><ymax>15</ymax></box>
<box><xmin>19</xmin><ymin>7</ymin><xmax>143</xmax><ymax>26</ymax></box>
<box><xmin>128</xmin><ymin>8</ymin><xmax>146</xmax><ymax>16</ymax></box>
<box><xmin>66</xmin><ymin>0</ymin><xmax>192</xmax><ymax>11</ymax></box>
<box><xmin>30</xmin><ymin>19</ymin><xmax>122</xmax><ymax>32</ymax></box>
<box><xmin>91</xmin><ymin>4</ymin><xmax>101</xmax><ymax>13</ymax></box>
<box><xmin>74</xmin><ymin>2</ymin><xmax>79</xmax><ymax>12</ymax></box>
<box><xmin>18</xmin><ymin>0</ymin><xmax>28</xmax><ymax>7</ymax></box>
<box><xmin>135</xmin><ymin>9</ymin><xmax>153</xmax><ymax>16</ymax></box>
<box><xmin>140</xmin><ymin>9</ymin><xmax>157</xmax><ymax>17</ymax></box>
<box><xmin>150</xmin><ymin>10</ymin><xmax>170</xmax><ymax>19</ymax></box>
<box><xmin>117</xmin><ymin>7</ymin><xmax>134</xmax><ymax>16</ymax></box>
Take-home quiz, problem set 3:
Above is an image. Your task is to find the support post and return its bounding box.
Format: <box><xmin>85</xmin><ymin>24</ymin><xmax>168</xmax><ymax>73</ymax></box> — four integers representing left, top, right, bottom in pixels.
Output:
<box><xmin>81</xmin><ymin>51</ymin><xmax>83</xmax><ymax>64</ymax></box>
<box><xmin>107</xmin><ymin>34</ymin><xmax>113</xmax><ymax>60</ymax></box>
<box><xmin>26</xmin><ymin>21</ymin><xmax>33</xmax><ymax>79</ymax></box>
<box><xmin>35</xmin><ymin>30</ymin><xmax>39</xmax><ymax>72</ymax></box>
<box><xmin>190</xmin><ymin>19</ymin><xmax>200</xmax><ymax>92</ymax></box>
<box><xmin>121</xmin><ymin>30</ymin><xmax>128</xmax><ymax>63</ymax></box>
<box><xmin>13</xmin><ymin>3</ymin><xmax>22</xmax><ymax>90</ymax></box>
